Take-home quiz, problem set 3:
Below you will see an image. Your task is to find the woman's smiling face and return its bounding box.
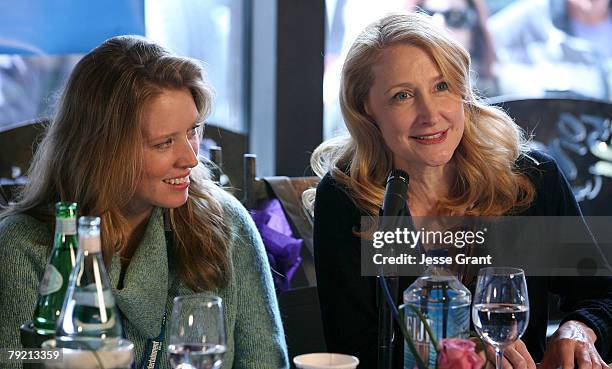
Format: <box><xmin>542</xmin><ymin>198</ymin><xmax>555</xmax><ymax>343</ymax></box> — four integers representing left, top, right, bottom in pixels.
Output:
<box><xmin>365</xmin><ymin>44</ymin><xmax>465</xmax><ymax>172</ymax></box>
<box><xmin>126</xmin><ymin>88</ymin><xmax>201</xmax><ymax>217</ymax></box>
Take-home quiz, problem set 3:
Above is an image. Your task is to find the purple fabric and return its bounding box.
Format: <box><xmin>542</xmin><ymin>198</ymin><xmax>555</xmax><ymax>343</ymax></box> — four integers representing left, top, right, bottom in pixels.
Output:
<box><xmin>250</xmin><ymin>199</ymin><xmax>303</xmax><ymax>291</ymax></box>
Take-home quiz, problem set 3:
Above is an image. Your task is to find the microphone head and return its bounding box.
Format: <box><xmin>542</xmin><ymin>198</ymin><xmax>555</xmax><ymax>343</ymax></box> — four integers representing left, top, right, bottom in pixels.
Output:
<box><xmin>381</xmin><ymin>169</ymin><xmax>409</xmax><ymax>217</ymax></box>
<box><xmin>386</xmin><ymin>169</ymin><xmax>409</xmax><ymax>186</ymax></box>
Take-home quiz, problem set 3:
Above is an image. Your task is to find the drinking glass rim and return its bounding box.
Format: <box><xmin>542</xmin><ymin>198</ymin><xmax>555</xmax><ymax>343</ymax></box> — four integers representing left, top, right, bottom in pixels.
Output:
<box><xmin>168</xmin><ymin>293</ymin><xmax>226</xmax><ymax>345</ymax></box>
<box><xmin>478</xmin><ymin>267</ymin><xmax>525</xmax><ymax>276</ymax></box>
<box><xmin>173</xmin><ymin>293</ymin><xmax>222</xmax><ymax>305</ymax></box>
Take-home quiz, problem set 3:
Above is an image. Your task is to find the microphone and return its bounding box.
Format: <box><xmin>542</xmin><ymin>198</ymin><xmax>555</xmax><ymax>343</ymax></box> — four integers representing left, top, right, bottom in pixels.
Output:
<box><xmin>378</xmin><ymin>169</ymin><xmax>409</xmax><ymax>369</ymax></box>
<box><xmin>381</xmin><ymin>169</ymin><xmax>409</xmax><ymax>218</ymax></box>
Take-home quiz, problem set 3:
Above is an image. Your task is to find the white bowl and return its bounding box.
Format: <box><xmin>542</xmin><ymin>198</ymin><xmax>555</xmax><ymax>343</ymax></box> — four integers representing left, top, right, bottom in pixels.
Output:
<box><xmin>293</xmin><ymin>353</ymin><xmax>359</xmax><ymax>369</ymax></box>
<box><xmin>41</xmin><ymin>338</ymin><xmax>134</xmax><ymax>369</ymax></box>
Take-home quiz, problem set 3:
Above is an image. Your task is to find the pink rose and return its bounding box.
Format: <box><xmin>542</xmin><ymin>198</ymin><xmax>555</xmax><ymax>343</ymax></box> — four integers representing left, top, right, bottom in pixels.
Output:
<box><xmin>437</xmin><ymin>338</ymin><xmax>484</xmax><ymax>369</ymax></box>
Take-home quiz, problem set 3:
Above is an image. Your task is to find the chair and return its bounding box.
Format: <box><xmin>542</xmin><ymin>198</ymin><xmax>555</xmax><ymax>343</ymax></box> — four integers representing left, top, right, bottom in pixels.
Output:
<box><xmin>0</xmin><ymin>118</ymin><xmax>46</xmax><ymax>180</ymax></box>
<box><xmin>202</xmin><ymin>124</ymin><xmax>248</xmax><ymax>189</ymax></box>
<box><xmin>241</xmin><ymin>154</ymin><xmax>326</xmax><ymax>365</ymax></box>
<box><xmin>0</xmin><ymin>188</ymin><xmax>7</xmax><ymax>207</ymax></box>
<box><xmin>0</xmin><ymin>119</ymin><xmax>44</xmax><ymax>205</ymax></box>
<box><xmin>0</xmin><ymin>183</ymin><xmax>23</xmax><ymax>205</ymax></box>
<box><xmin>489</xmin><ymin>96</ymin><xmax>612</xmax><ymax>215</ymax></box>
<box><xmin>490</xmin><ymin>96</ymin><xmax>612</xmax><ymax>337</ymax></box>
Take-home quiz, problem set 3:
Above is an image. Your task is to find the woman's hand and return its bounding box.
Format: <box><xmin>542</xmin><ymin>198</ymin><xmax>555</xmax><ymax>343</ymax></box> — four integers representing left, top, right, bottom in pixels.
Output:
<box><xmin>541</xmin><ymin>320</ymin><xmax>609</xmax><ymax>369</ymax></box>
<box><xmin>476</xmin><ymin>338</ymin><xmax>537</xmax><ymax>369</ymax></box>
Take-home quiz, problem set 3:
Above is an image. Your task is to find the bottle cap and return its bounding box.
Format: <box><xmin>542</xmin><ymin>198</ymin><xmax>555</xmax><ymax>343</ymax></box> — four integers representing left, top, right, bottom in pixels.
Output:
<box><xmin>55</xmin><ymin>202</ymin><xmax>77</xmax><ymax>218</ymax></box>
<box><xmin>55</xmin><ymin>202</ymin><xmax>78</xmax><ymax>235</ymax></box>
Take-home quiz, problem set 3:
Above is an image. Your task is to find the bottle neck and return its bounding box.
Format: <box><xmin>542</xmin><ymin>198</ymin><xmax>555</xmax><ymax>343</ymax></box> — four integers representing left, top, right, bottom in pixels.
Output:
<box><xmin>53</xmin><ymin>218</ymin><xmax>78</xmax><ymax>250</ymax></box>
<box><xmin>55</xmin><ymin>218</ymin><xmax>77</xmax><ymax>236</ymax></box>
<box><xmin>79</xmin><ymin>234</ymin><xmax>102</xmax><ymax>253</ymax></box>
<box><xmin>423</xmin><ymin>265</ymin><xmax>457</xmax><ymax>278</ymax></box>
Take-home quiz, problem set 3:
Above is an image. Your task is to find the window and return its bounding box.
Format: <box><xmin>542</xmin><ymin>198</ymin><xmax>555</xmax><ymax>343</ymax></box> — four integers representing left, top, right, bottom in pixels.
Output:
<box><xmin>146</xmin><ymin>0</ymin><xmax>247</xmax><ymax>134</ymax></box>
<box><xmin>0</xmin><ymin>0</ymin><xmax>247</xmax><ymax>134</ymax></box>
<box><xmin>323</xmin><ymin>0</ymin><xmax>612</xmax><ymax>139</ymax></box>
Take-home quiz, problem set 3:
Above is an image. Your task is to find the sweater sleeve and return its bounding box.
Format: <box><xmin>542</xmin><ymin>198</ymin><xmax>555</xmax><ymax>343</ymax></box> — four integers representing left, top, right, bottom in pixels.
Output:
<box><xmin>0</xmin><ymin>214</ymin><xmax>52</xmax><ymax>369</ymax></box>
<box><xmin>223</xmin><ymin>195</ymin><xmax>289</xmax><ymax>369</ymax></box>
<box><xmin>313</xmin><ymin>173</ymin><xmax>379</xmax><ymax>368</ymax></box>
<box><xmin>530</xmin><ymin>152</ymin><xmax>612</xmax><ymax>359</ymax></box>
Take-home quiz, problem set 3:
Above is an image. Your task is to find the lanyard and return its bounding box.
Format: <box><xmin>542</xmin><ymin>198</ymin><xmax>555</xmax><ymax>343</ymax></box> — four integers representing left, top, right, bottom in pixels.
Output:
<box><xmin>120</xmin><ymin>210</ymin><xmax>173</xmax><ymax>369</ymax></box>
<box><xmin>136</xmin><ymin>211</ymin><xmax>172</xmax><ymax>369</ymax></box>
<box><xmin>120</xmin><ymin>311</ymin><xmax>167</xmax><ymax>369</ymax></box>
<box><xmin>136</xmin><ymin>312</ymin><xmax>167</xmax><ymax>369</ymax></box>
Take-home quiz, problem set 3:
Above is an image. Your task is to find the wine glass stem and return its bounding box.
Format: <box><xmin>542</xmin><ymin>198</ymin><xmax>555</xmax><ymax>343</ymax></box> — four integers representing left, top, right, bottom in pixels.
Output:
<box><xmin>495</xmin><ymin>347</ymin><xmax>504</xmax><ymax>369</ymax></box>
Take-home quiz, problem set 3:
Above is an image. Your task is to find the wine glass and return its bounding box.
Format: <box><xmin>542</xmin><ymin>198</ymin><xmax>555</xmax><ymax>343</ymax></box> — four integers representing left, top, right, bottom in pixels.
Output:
<box><xmin>472</xmin><ymin>267</ymin><xmax>529</xmax><ymax>369</ymax></box>
<box><xmin>167</xmin><ymin>294</ymin><xmax>226</xmax><ymax>369</ymax></box>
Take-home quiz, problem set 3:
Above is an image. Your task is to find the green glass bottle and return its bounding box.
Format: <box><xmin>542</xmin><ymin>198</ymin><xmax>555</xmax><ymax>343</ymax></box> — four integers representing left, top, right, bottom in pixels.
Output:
<box><xmin>32</xmin><ymin>202</ymin><xmax>78</xmax><ymax>334</ymax></box>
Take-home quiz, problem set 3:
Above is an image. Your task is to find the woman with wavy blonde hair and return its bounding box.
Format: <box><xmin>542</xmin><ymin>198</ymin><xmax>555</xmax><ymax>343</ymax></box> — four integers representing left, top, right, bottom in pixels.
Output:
<box><xmin>0</xmin><ymin>35</ymin><xmax>288</xmax><ymax>369</ymax></box>
<box><xmin>311</xmin><ymin>11</ymin><xmax>533</xmax><ymax>217</ymax></box>
<box><xmin>311</xmin><ymin>12</ymin><xmax>611</xmax><ymax>369</ymax></box>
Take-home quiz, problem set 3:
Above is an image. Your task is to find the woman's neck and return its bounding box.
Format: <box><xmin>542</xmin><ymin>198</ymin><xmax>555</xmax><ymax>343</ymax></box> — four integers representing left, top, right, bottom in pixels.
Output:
<box><xmin>401</xmin><ymin>164</ymin><xmax>455</xmax><ymax>216</ymax></box>
<box><xmin>120</xmin><ymin>206</ymin><xmax>154</xmax><ymax>265</ymax></box>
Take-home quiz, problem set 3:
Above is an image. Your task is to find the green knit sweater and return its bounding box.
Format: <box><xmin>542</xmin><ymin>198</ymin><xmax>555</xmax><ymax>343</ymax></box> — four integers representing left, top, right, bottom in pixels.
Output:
<box><xmin>0</xmin><ymin>193</ymin><xmax>289</xmax><ymax>369</ymax></box>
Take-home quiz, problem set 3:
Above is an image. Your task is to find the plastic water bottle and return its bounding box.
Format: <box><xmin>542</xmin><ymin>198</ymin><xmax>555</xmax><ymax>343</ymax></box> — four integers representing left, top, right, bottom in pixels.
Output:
<box><xmin>55</xmin><ymin>216</ymin><xmax>122</xmax><ymax>350</ymax></box>
<box><xmin>403</xmin><ymin>266</ymin><xmax>471</xmax><ymax>369</ymax></box>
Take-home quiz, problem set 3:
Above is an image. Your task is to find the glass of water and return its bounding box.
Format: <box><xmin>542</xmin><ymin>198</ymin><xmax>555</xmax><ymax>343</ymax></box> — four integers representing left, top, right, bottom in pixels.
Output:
<box><xmin>167</xmin><ymin>294</ymin><xmax>226</xmax><ymax>369</ymax></box>
<box><xmin>472</xmin><ymin>267</ymin><xmax>529</xmax><ymax>369</ymax></box>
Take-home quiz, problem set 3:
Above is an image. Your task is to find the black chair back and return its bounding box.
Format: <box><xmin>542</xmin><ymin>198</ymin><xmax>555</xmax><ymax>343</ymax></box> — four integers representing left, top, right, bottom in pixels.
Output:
<box><xmin>240</xmin><ymin>154</ymin><xmax>325</xmax><ymax>366</ymax></box>
<box><xmin>0</xmin><ymin>118</ymin><xmax>46</xmax><ymax>180</ymax></box>
<box><xmin>491</xmin><ymin>97</ymin><xmax>612</xmax><ymax>215</ymax></box>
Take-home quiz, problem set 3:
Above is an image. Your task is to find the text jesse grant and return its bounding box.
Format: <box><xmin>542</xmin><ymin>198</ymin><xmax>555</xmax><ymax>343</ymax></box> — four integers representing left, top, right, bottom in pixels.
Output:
<box><xmin>372</xmin><ymin>253</ymin><xmax>493</xmax><ymax>265</ymax></box>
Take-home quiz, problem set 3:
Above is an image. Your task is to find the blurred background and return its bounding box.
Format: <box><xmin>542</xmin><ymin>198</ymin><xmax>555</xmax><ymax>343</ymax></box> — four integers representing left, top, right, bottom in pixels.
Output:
<box><xmin>1</xmin><ymin>0</ymin><xmax>611</xmax><ymax>200</ymax></box>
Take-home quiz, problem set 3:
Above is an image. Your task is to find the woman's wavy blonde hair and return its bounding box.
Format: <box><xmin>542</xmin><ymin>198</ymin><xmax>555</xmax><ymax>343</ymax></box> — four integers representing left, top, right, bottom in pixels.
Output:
<box><xmin>1</xmin><ymin>35</ymin><xmax>231</xmax><ymax>291</ymax></box>
<box><xmin>308</xmin><ymin>12</ymin><xmax>535</xmax><ymax>216</ymax></box>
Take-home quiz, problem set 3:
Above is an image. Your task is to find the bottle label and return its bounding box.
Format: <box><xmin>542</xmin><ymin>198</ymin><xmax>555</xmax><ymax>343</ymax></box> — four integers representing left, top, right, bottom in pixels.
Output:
<box><xmin>73</xmin><ymin>288</ymin><xmax>116</xmax><ymax>307</ymax></box>
<box><xmin>403</xmin><ymin>303</ymin><xmax>470</xmax><ymax>369</ymax></box>
<box><xmin>56</xmin><ymin>218</ymin><xmax>77</xmax><ymax>235</ymax></box>
<box><xmin>404</xmin><ymin>309</ymin><xmax>437</xmax><ymax>368</ymax></box>
<box><xmin>39</xmin><ymin>264</ymin><xmax>63</xmax><ymax>296</ymax></box>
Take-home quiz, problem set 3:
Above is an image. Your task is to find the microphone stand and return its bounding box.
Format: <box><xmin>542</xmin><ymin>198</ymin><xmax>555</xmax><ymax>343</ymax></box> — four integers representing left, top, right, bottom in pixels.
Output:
<box><xmin>377</xmin><ymin>169</ymin><xmax>410</xmax><ymax>369</ymax></box>
<box><xmin>378</xmin><ymin>211</ymin><xmax>406</xmax><ymax>369</ymax></box>
<box><xmin>377</xmin><ymin>274</ymin><xmax>398</xmax><ymax>369</ymax></box>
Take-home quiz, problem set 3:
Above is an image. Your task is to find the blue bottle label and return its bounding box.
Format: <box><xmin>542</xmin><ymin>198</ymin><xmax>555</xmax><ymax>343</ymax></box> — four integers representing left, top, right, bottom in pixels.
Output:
<box><xmin>403</xmin><ymin>303</ymin><xmax>470</xmax><ymax>369</ymax></box>
<box><xmin>404</xmin><ymin>306</ymin><xmax>438</xmax><ymax>368</ymax></box>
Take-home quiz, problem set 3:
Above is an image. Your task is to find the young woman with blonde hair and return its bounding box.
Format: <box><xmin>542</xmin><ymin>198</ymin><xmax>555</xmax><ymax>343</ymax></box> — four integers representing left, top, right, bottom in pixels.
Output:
<box><xmin>0</xmin><ymin>35</ymin><xmax>288</xmax><ymax>369</ymax></box>
<box><xmin>310</xmin><ymin>12</ymin><xmax>611</xmax><ymax>369</ymax></box>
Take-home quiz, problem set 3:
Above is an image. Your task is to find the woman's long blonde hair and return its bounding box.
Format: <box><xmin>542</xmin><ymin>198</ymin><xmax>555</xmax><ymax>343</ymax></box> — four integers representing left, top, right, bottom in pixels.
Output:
<box><xmin>309</xmin><ymin>13</ymin><xmax>534</xmax><ymax>216</ymax></box>
<box><xmin>1</xmin><ymin>36</ymin><xmax>231</xmax><ymax>291</ymax></box>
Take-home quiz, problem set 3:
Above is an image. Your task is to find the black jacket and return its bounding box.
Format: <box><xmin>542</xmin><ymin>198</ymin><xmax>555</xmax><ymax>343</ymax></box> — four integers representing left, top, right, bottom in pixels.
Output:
<box><xmin>313</xmin><ymin>150</ymin><xmax>612</xmax><ymax>368</ymax></box>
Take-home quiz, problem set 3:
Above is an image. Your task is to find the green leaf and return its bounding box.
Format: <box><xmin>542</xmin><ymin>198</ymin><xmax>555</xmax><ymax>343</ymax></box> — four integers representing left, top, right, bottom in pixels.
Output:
<box><xmin>399</xmin><ymin>306</ymin><xmax>430</xmax><ymax>369</ymax></box>
<box><xmin>404</xmin><ymin>304</ymin><xmax>440</xmax><ymax>352</ymax></box>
